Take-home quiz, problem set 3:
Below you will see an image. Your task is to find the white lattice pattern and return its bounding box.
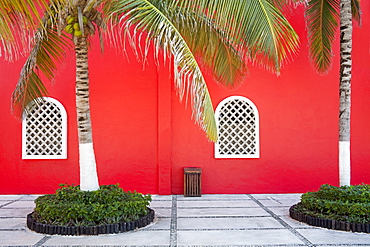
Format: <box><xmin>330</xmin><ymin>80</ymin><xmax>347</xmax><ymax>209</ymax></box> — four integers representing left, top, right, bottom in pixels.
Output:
<box><xmin>215</xmin><ymin>96</ymin><xmax>259</xmax><ymax>158</ymax></box>
<box><xmin>23</xmin><ymin>98</ymin><xmax>67</xmax><ymax>159</ymax></box>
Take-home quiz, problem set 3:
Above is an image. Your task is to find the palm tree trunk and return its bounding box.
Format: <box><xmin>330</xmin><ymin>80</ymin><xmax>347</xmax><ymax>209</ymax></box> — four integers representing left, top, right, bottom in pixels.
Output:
<box><xmin>338</xmin><ymin>0</ymin><xmax>352</xmax><ymax>186</ymax></box>
<box><xmin>75</xmin><ymin>36</ymin><xmax>100</xmax><ymax>191</ymax></box>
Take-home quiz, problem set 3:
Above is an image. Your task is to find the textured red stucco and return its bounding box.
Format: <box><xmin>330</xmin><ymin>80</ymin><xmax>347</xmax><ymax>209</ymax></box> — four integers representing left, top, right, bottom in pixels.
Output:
<box><xmin>0</xmin><ymin>5</ymin><xmax>370</xmax><ymax>194</ymax></box>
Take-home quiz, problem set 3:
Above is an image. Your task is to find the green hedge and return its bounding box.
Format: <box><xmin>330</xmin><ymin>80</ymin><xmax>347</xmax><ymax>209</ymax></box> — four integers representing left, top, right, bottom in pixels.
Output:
<box><xmin>295</xmin><ymin>184</ymin><xmax>370</xmax><ymax>224</ymax></box>
<box><xmin>32</xmin><ymin>184</ymin><xmax>152</xmax><ymax>226</ymax></box>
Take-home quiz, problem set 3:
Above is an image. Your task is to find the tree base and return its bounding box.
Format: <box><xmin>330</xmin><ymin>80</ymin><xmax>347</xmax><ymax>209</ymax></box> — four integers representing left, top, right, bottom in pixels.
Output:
<box><xmin>290</xmin><ymin>204</ymin><xmax>370</xmax><ymax>233</ymax></box>
<box><xmin>27</xmin><ymin>208</ymin><xmax>155</xmax><ymax>236</ymax></box>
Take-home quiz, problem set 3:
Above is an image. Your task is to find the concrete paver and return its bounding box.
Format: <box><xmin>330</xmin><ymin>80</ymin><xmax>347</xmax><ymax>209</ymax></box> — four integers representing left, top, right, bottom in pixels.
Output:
<box><xmin>266</xmin><ymin>206</ymin><xmax>292</xmax><ymax>216</ymax></box>
<box><xmin>177</xmin><ymin>194</ymin><xmax>250</xmax><ymax>200</ymax></box>
<box><xmin>149</xmin><ymin>200</ymin><xmax>172</xmax><ymax>208</ymax></box>
<box><xmin>0</xmin><ymin>207</ymin><xmax>33</xmax><ymax>217</ymax></box>
<box><xmin>177</xmin><ymin>229</ymin><xmax>304</xmax><ymax>245</ymax></box>
<box><xmin>152</xmin><ymin>208</ymin><xmax>171</xmax><ymax>218</ymax></box>
<box><xmin>177</xmin><ymin>217</ymin><xmax>283</xmax><ymax>229</ymax></box>
<box><xmin>147</xmin><ymin>217</ymin><xmax>171</xmax><ymax>230</ymax></box>
<box><xmin>0</xmin><ymin>195</ymin><xmax>23</xmax><ymax>200</ymax></box>
<box><xmin>42</xmin><ymin>231</ymin><xmax>171</xmax><ymax>246</ymax></box>
<box><xmin>0</xmin><ymin>193</ymin><xmax>370</xmax><ymax>246</ymax></box>
<box><xmin>279</xmin><ymin>215</ymin><xmax>313</xmax><ymax>228</ymax></box>
<box><xmin>297</xmin><ymin>228</ymin><xmax>370</xmax><ymax>245</ymax></box>
<box><xmin>0</xmin><ymin>230</ymin><xmax>45</xmax><ymax>246</ymax></box>
<box><xmin>177</xmin><ymin>199</ymin><xmax>259</xmax><ymax>208</ymax></box>
<box><xmin>177</xmin><ymin>206</ymin><xmax>270</xmax><ymax>217</ymax></box>
<box><xmin>0</xmin><ymin>217</ymin><xmax>26</xmax><ymax>229</ymax></box>
<box><xmin>2</xmin><ymin>200</ymin><xmax>36</xmax><ymax>208</ymax></box>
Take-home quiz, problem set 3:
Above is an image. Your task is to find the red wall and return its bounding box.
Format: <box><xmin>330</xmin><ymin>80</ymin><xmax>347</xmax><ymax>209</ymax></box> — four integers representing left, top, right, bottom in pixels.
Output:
<box><xmin>0</xmin><ymin>44</ymin><xmax>163</xmax><ymax>194</ymax></box>
<box><xmin>1</xmin><ymin>4</ymin><xmax>370</xmax><ymax>195</ymax></box>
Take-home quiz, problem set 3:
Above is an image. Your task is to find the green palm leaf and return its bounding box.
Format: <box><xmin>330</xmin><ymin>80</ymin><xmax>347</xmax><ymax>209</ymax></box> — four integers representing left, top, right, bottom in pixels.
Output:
<box><xmin>305</xmin><ymin>0</ymin><xmax>339</xmax><ymax>73</ymax></box>
<box><xmin>105</xmin><ymin>0</ymin><xmax>219</xmax><ymax>141</ymax></box>
<box><xmin>0</xmin><ymin>0</ymin><xmax>53</xmax><ymax>60</ymax></box>
<box><xmin>179</xmin><ymin>0</ymin><xmax>299</xmax><ymax>73</ymax></box>
<box><xmin>152</xmin><ymin>1</ymin><xmax>247</xmax><ymax>88</ymax></box>
<box><xmin>351</xmin><ymin>0</ymin><xmax>361</xmax><ymax>24</ymax></box>
<box><xmin>104</xmin><ymin>0</ymin><xmax>299</xmax><ymax>141</ymax></box>
<box><xmin>243</xmin><ymin>0</ymin><xmax>300</xmax><ymax>72</ymax></box>
<box><xmin>279</xmin><ymin>0</ymin><xmax>360</xmax><ymax>74</ymax></box>
<box><xmin>11</xmin><ymin>24</ymin><xmax>71</xmax><ymax>118</ymax></box>
<box><xmin>269</xmin><ymin>0</ymin><xmax>307</xmax><ymax>7</ymax></box>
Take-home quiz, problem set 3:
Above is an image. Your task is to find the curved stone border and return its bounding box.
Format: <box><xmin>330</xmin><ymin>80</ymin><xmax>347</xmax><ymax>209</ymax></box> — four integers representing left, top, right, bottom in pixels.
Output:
<box><xmin>27</xmin><ymin>208</ymin><xmax>155</xmax><ymax>236</ymax></box>
<box><xmin>290</xmin><ymin>204</ymin><xmax>370</xmax><ymax>233</ymax></box>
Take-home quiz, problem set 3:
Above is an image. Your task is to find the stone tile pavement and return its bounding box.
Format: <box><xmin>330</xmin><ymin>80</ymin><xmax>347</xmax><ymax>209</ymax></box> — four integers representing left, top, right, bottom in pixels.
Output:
<box><xmin>1</xmin><ymin>194</ymin><xmax>370</xmax><ymax>246</ymax></box>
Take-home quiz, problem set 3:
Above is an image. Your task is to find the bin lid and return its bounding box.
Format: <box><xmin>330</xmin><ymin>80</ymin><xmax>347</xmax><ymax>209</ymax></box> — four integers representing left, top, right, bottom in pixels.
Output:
<box><xmin>184</xmin><ymin>167</ymin><xmax>202</xmax><ymax>173</ymax></box>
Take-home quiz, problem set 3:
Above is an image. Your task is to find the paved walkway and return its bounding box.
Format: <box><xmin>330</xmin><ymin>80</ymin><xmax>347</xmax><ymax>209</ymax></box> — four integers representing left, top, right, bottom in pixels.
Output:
<box><xmin>1</xmin><ymin>194</ymin><xmax>370</xmax><ymax>246</ymax></box>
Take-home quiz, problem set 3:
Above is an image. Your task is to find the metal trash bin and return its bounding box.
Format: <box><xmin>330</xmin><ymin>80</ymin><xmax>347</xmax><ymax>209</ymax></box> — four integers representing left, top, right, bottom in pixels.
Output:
<box><xmin>184</xmin><ymin>167</ymin><xmax>202</xmax><ymax>197</ymax></box>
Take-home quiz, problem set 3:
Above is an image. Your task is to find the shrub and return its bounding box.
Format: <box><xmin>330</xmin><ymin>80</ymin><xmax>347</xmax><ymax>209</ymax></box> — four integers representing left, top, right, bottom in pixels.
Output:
<box><xmin>293</xmin><ymin>184</ymin><xmax>370</xmax><ymax>224</ymax></box>
<box><xmin>32</xmin><ymin>184</ymin><xmax>152</xmax><ymax>226</ymax></box>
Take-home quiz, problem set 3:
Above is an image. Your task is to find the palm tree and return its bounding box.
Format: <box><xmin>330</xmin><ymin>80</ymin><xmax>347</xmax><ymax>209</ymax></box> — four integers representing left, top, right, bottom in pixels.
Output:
<box><xmin>303</xmin><ymin>0</ymin><xmax>360</xmax><ymax>186</ymax></box>
<box><xmin>282</xmin><ymin>0</ymin><xmax>360</xmax><ymax>185</ymax></box>
<box><xmin>9</xmin><ymin>0</ymin><xmax>300</xmax><ymax>191</ymax></box>
<box><xmin>338</xmin><ymin>0</ymin><xmax>355</xmax><ymax>186</ymax></box>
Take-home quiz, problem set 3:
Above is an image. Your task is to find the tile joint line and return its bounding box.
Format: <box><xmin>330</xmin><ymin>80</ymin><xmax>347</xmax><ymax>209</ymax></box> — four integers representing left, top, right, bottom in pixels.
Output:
<box><xmin>34</xmin><ymin>235</ymin><xmax>51</xmax><ymax>246</ymax></box>
<box><xmin>0</xmin><ymin>197</ymin><xmax>21</xmax><ymax>209</ymax></box>
<box><xmin>170</xmin><ymin>194</ymin><xmax>177</xmax><ymax>247</ymax></box>
<box><xmin>247</xmin><ymin>194</ymin><xmax>314</xmax><ymax>247</ymax></box>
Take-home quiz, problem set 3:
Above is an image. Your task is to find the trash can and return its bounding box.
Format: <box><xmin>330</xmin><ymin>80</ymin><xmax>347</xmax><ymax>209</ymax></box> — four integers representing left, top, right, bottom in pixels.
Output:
<box><xmin>184</xmin><ymin>167</ymin><xmax>202</xmax><ymax>197</ymax></box>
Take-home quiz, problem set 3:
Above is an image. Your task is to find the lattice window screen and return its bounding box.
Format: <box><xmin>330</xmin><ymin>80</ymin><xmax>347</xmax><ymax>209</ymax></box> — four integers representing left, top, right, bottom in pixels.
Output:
<box><xmin>215</xmin><ymin>96</ymin><xmax>260</xmax><ymax>158</ymax></box>
<box><xmin>22</xmin><ymin>97</ymin><xmax>67</xmax><ymax>159</ymax></box>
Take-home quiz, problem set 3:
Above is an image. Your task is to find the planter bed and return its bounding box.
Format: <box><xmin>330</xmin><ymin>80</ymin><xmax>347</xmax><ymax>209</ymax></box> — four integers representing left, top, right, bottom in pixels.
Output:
<box><xmin>290</xmin><ymin>204</ymin><xmax>370</xmax><ymax>233</ymax></box>
<box><xmin>27</xmin><ymin>208</ymin><xmax>155</xmax><ymax>236</ymax></box>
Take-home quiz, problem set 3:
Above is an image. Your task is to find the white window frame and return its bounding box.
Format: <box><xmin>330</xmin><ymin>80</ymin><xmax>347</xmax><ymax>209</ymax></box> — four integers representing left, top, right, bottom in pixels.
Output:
<box><xmin>215</xmin><ymin>96</ymin><xmax>260</xmax><ymax>158</ymax></box>
<box><xmin>22</xmin><ymin>97</ymin><xmax>67</xmax><ymax>159</ymax></box>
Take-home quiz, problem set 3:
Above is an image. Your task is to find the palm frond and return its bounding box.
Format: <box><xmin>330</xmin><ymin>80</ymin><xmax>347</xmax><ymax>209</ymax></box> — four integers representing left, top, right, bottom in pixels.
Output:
<box><xmin>178</xmin><ymin>0</ymin><xmax>300</xmax><ymax>74</ymax></box>
<box><xmin>267</xmin><ymin>0</ymin><xmax>305</xmax><ymax>13</ymax></box>
<box><xmin>11</xmin><ymin>23</ymin><xmax>71</xmax><ymax>118</ymax></box>
<box><xmin>0</xmin><ymin>0</ymin><xmax>51</xmax><ymax>61</ymax></box>
<box><xmin>104</xmin><ymin>0</ymin><xmax>218</xmax><ymax>141</ymax></box>
<box><xmin>244</xmin><ymin>0</ymin><xmax>300</xmax><ymax>72</ymax></box>
<box><xmin>305</xmin><ymin>0</ymin><xmax>339</xmax><ymax>74</ymax></box>
<box><xmin>152</xmin><ymin>1</ymin><xmax>247</xmax><ymax>88</ymax></box>
<box><xmin>351</xmin><ymin>0</ymin><xmax>361</xmax><ymax>25</ymax></box>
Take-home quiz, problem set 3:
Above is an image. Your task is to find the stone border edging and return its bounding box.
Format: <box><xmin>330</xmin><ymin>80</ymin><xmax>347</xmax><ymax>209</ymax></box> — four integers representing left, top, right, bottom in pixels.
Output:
<box><xmin>289</xmin><ymin>204</ymin><xmax>370</xmax><ymax>233</ymax></box>
<box><xmin>27</xmin><ymin>208</ymin><xmax>155</xmax><ymax>236</ymax></box>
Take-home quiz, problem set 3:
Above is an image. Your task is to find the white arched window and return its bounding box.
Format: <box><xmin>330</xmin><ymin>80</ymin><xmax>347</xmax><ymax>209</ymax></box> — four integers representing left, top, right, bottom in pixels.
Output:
<box><xmin>22</xmin><ymin>97</ymin><xmax>67</xmax><ymax>159</ymax></box>
<box><xmin>215</xmin><ymin>96</ymin><xmax>260</xmax><ymax>158</ymax></box>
